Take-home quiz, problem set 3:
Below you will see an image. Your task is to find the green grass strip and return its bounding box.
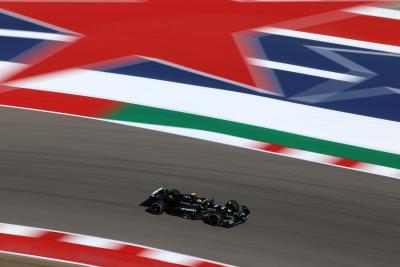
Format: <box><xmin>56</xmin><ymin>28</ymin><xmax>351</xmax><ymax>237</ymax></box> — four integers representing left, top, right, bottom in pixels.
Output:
<box><xmin>107</xmin><ymin>104</ymin><xmax>400</xmax><ymax>169</ymax></box>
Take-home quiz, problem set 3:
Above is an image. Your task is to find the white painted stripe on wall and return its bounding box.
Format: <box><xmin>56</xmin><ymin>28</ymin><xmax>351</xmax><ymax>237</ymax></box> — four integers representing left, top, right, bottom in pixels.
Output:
<box><xmin>6</xmin><ymin>62</ymin><xmax>399</xmax><ymax>155</ymax></box>
<box><xmin>347</xmin><ymin>6</ymin><xmax>400</xmax><ymax>20</ymax></box>
<box><xmin>248</xmin><ymin>58</ymin><xmax>364</xmax><ymax>82</ymax></box>
<box><xmin>0</xmin><ymin>29</ymin><xmax>74</xmax><ymax>42</ymax></box>
<box><xmin>257</xmin><ymin>27</ymin><xmax>400</xmax><ymax>54</ymax></box>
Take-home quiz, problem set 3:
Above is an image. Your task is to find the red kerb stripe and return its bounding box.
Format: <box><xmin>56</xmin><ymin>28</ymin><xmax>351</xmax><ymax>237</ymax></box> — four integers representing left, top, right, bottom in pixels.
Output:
<box><xmin>258</xmin><ymin>143</ymin><xmax>288</xmax><ymax>153</ymax></box>
<box><xmin>332</xmin><ymin>158</ymin><xmax>361</xmax><ymax>167</ymax></box>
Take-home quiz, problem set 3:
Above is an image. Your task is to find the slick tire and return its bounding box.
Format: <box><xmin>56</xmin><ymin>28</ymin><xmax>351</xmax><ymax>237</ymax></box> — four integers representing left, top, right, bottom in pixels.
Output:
<box><xmin>150</xmin><ymin>201</ymin><xmax>165</xmax><ymax>215</ymax></box>
<box><xmin>208</xmin><ymin>214</ymin><xmax>223</xmax><ymax>226</ymax></box>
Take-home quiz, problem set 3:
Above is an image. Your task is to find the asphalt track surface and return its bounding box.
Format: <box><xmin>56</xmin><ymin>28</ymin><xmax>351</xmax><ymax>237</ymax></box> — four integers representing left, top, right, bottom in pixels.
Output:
<box><xmin>1</xmin><ymin>107</ymin><xmax>400</xmax><ymax>267</ymax></box>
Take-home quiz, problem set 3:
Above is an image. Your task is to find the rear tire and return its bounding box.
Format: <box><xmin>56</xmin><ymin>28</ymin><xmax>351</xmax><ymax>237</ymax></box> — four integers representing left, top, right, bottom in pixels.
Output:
<box><xmin>150</xmin><ymin>201</ymin><xmax>165</xmax><ymax>215</ymax></box>
<box><xmin>208</xmin><ymin>214</ymin><xmax>222</xmax><ymax>226</ymax></box>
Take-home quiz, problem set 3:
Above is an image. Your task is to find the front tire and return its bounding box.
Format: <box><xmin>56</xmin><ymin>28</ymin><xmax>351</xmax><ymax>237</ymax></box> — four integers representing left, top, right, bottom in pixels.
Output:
<box><xmin>208</xmin><ymin>214</ymin><xmax>222</xmax><ymax>226</ymax></box>
<box><xmin>150</xmin><ymin>201</ymin><xmax>165</xmax><ymax>215</ymax></box>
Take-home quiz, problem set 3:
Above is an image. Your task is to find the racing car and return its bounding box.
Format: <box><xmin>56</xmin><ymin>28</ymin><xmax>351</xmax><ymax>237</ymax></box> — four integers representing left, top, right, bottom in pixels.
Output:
<box><xmin>140</xmin><ymin>187</ymin><xmax>250</xmax><ymax>227</ymax></box>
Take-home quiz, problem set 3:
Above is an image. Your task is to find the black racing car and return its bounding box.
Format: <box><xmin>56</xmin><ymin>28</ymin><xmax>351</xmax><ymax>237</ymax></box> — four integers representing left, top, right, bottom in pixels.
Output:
<box><xmin>140</xmin><ymin>187</ymin><xmax>250</xmax><ymax>227</ymax></box>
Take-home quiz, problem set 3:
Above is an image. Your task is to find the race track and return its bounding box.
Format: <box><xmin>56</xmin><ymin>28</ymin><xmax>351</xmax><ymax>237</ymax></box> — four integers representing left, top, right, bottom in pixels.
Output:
<box><xmin>1</xmin><ymin>107</ymin><xmax>400</xmax><ymax>267</ymax></box>
<box><xmin>0</xmin><ymin>253</ymin><xmax>82</xmax><ymax>267</ymax></box>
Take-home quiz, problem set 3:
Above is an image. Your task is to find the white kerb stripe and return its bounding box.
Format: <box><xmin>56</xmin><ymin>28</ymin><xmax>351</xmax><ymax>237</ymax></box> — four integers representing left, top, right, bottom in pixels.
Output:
<box><xmin>248</xmin><ymin>57</ymin><xmax>364</xmax><ymax>82</ymax></box>
<box><xmin>60</xmin><ymin>235</ymin><xmax>123</xmax><ymax>250</ymax></box>
<box><xmin>0</xmin><ymin>29</ymin><xmax>74</xmax><ymax>42</ymax></box>
<box><xmin>347</xmin><ymin>6</ymin><xmax>400</xmax><ymax>20</ymax></box>
<box><xmin>138</xmin><ymin>250</ymin><xmax>200</xmax><ymax>266</ymax></box>
<box><xmin>281</xmin><ymin>149</ymin><xmax>336</xmax><ymax>163</ymax></box>
<box><xmin>357</xmin><ymin>164</ymin><xmax>400</xmax><ymax>179</ymax></box>
<box><xmin>0</xmin><ymin>223</ymin><xmax>44</xmax><ymax>237</ymax></box>
<box><xmin>257</xmin><ymin>27</ymin><xmax>400</xmax><ymax>54</ymax></box>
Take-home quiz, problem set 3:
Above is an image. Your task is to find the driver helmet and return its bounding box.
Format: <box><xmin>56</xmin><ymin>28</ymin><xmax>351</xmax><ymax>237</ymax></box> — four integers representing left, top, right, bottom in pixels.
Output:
<box><xmin>226</xmin><ymin>201</ymin><xmax>236</xmax><ymax>212</ymax></box>
<box><xmin>191</xmin><ymin>192</ymin><xmax>199</xmax><ymax>201</ymax></box>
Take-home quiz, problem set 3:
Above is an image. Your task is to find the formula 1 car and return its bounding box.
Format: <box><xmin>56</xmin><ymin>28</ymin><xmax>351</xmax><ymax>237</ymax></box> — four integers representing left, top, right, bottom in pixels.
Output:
<box><xmin>140</xmin><ymin>187</ymin><xmax>250</xmax><ymax>227</ymax></box>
